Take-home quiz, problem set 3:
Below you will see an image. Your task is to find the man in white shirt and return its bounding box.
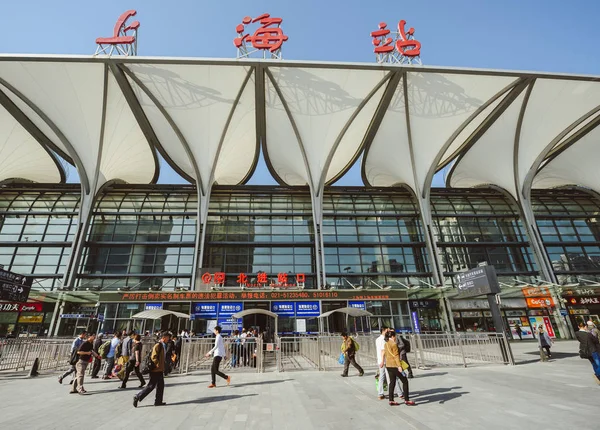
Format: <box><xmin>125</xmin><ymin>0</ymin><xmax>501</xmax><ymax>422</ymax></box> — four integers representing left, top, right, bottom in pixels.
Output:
<box><xmin>376</xmin><ymin>326</ymin><xmax>401</xmax><ymax>400</ymax></box>
<box><xmin>205</xmin><ymin>326</ymin><xmax>231</xmax><ymax>388</ymax></box>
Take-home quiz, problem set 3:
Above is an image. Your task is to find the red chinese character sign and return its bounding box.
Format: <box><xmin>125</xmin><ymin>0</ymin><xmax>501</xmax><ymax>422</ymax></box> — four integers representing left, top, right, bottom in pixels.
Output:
<box><xmin>234</xmin><ymin>14</ymin><xmax>289</xmax><ymax>59</ymax></box>
<box><xmin>95</xmin><ymin>10</ymin><xmax>140</xmax><ymax>56</ymax></box>
<box><xmin>371</xmin><ymin>20</ymin><xmax>422</xmax><ymax>65</ymax></box>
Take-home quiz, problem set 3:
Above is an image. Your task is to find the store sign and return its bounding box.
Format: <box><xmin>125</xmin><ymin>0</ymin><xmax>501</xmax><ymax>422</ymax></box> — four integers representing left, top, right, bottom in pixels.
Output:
<box><xmin>522</xmin><ymin>287</ymin><xmax>551</xmax><ymax>297</ymax></box>
<box><xmin>19</xmin><ymin>303</ymin><xmax>43</xmax><ymax>312</ymax></box>
<box><xmin>218</xmin><ymin>302</ymin><xmax>243</xmax><ymax>318</ymax></box>
<box><xmin>193</xmin><ymin>303</ymin><xmax>218</xmax><ymax>318</ymax></box>
<box><xmin>565</xmin><ymin>296</ymin><xmax>600</xmax><ymax>306</ymax></box>
<box><xmin>455</xmin><ymin>266</ymin><xmax>500</xmax><ymax>298</ymax></box>
<box><xmin>348</xmin><ymin>301</ymin><xmax>366</xmax><ymax>310</ymax></box>
<box><xmin>60</xmin><ymin>314</ymin><xmax>93</xmax><ymax>319</ymax></box>
<box><xmin>18</xmin><ymin>315</ymin><xmax>43</xmax><ymax>324</ymax></box>
<box><xmin>409</xmin><ymin>299</ymin><xmax>438</xmax><ymax>309</ymax></box>
<box><xmin>295</xmin><ymin>302</ymin><xmax>320</xmax><ymax>318</ymax></box>
<box><xmin>145</xmin><ymin>303</ymin><xmax>163</xmax><ymax>311</ymax></box>
<box><xmin>526</xmin><ymin>297</ymin><xmax>555</xmax><ymax>308</ymax></box>
<box><xmin>271</xmin><ymin>302</ymin><xmax>295</xmax><ymax>317</ymax></box>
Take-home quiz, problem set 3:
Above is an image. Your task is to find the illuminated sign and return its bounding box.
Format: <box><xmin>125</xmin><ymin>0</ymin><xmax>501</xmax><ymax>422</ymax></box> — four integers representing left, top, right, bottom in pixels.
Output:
<box><xmin>295</xmin><ymin>301</ymin><xmax>320</xmax><ymax>318</ymax></box>
<box><xmin>218</xmin><ymin>302</ymin><xmax>243</xmax><ymax>318</ymax></box>
<box><xmin>193</xmin><ymin>303</ymin><xmax>218</xmax><ymax>318</ymax></box>
<box><xmin>348</xmin><ymin>301</ymin><xmax>366</xmax><ymax>310</ymax></box>
<box><xmin>526</xmin><ymin>297</ymin><xmax>555</xmax><ymax>308</ymax></box>
<box><xmin>271</xmin><ymin>301</ymin><xmax>295</xmax><ymax>317</ymax></box>
<box><xmin>201</xmin><ymin>272</ymin><xmax>306</xmax><ymax>289</ymax></box>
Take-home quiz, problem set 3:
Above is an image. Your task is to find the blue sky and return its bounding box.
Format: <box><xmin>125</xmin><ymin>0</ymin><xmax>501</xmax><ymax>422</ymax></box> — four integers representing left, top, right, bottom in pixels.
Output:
<box><xmin>1</xmin><ymin>0</ymin><xmax>599</xmax><ymax>186</ymax></box>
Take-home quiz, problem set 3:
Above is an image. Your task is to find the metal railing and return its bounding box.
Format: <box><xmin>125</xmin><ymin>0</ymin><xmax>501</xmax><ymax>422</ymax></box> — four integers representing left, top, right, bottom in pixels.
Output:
<box><xmin>411</xmin><ymin>332</ymin><xmax>513</xmax><ymax>368</ymax></box>
<box><xmin>0</xmin><ymin>332</ymin><xmax>513</xmax><ymax>375</ymax></box>
<box><xmin>179</xmin><ymin>337</ymin><xmax>264</xmax><ymax>374</ymax></box>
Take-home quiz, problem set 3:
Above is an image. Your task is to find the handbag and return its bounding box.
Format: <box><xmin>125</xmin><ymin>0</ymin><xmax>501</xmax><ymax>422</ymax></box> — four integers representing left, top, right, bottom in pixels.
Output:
<box><xmin>69</xmin><ymin>349</ymin><xmax>79</xmax><ymax>366</ymax></box>
<box><xmin>400</xmin><ymin>360</ymin><xmax>410</xmax><ymax>371</ymax></box>
<box><xmin>338</xmin><ymin>352</ymin><xmax>345</xmax><ymax>365</ymax></box>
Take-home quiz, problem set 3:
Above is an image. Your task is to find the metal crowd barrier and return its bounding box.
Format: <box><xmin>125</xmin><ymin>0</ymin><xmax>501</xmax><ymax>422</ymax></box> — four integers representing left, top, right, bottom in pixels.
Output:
<box><xmin>410</xmin><ymin>332</ymin><xmax>514</xmax><ymax>368</ymax></box>
<box><xmin>179</xmin><ymin>337</ymin><xmax>264</xmax><ymax>374</ymax></box>
<box><xmin>0</xmin><ymin>338</ymin><xmax>73</xmax><ymax>372</ymax></box>
<box><xmin>277</xmin><ymin>336</ymin><xmax>321</xmax><ymax>371</ymax></box>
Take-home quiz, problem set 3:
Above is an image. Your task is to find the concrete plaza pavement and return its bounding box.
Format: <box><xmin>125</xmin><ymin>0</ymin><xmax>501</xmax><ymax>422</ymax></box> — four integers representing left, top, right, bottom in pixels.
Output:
<box><xmin>0</xmin><ymin>340</ymin><xmax>597</xmax><ymax>430</ymax></box>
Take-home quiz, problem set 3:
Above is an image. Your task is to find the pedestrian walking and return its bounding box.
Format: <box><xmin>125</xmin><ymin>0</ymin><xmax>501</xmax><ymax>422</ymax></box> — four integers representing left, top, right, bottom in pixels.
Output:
<box><xmin>173</xmin><ymin>335</ymin><xmax>182</xmax><ymax>369</ymax></box>
<box><xmin>537</xmin><ymin>325</ymin><xmax>553</xmax><ymax>358</ymax></box>
<box><xmin>587</xmin><ymin>321</ymin><xmax>600</xmax><ymax>339</ymax></box>
<box><xmin>575</xmin><ymin>322</ymin><xmax>600</xmax><ymax>384</ymax></box>
<box><xmin>120</xmin><ymin>334</ymin><xmax>146</xmax><ymax>389</ymax></box>
<box><xmin>70</xmin><ymin>333</ymin><xmax>99</xmax><ymax>395</ymax></box>
<box><xmin>133</xmin><ymin>331</ymin><xmax>170</xmax><ymax>407</ymax></box>
<box><xmin>514</xmin><ymin>323</ymin><xmax>522</xmax><ymax>340</ymax></box>
<box><xmin>384</xmin><ymin>331</ymin><xmax>415</xmax><ymax>406</ymax></box>
<box><xmin>396</xmin><ymin>332</ymin><xmax>414</xmax><ymax>379</ymax></box>
<box><xmin>340</xmin><ymin>332</ymin><xmax>364</xmax><ymax>377</ymax></box>
<box><xmin>58</xmin><ymin>330</ymin><xmax>87</xmax><ymax>385</ymax></box>
<box><xmin>375</xmin><ymin>326</ymin><xmax>400</xmax><ymax>400</ymax></box>
<box><xmin>103</xmin><ymin>332</ymin><xmax>122</xmax><ymax>379</ymax></box>
<box><xmin>205</xmin><ymin>326</ymin><xmax>231</xmax><ymax>388</ymax></box>
<box><xmin>90</xmin><ymin>333</ymin><xmax>104</xmax><ymax>379</ymax></box>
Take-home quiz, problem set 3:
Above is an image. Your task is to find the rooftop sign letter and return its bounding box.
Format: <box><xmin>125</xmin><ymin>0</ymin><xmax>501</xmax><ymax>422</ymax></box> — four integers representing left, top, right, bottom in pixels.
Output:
<box><xmin>371</xmin><ymin>20</ymin><xmax>422</xmax><ymax>65</ymax></box>
<box><xmin>234</xmin><ymin>13</ymin><xmax>288</xmax><ymax>60</ymax></box>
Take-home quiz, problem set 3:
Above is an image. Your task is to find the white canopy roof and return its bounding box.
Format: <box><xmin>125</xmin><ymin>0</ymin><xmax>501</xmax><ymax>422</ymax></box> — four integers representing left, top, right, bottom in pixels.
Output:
<box><xmin>0</xmin><ymin>55</ymin><xmax>598</xmax><ymax>197</ymax></box>
<box><xmin>131</xmin><ymin>309</ymin><xmax>190</xmax><ymax>320</ymax></box>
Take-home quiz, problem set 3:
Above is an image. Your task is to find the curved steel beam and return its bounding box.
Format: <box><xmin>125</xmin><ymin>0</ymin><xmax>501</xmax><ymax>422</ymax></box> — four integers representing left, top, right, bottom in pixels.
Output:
<box><xmin>109</xmin><ymin>64</ymin><xmax>161</xmax><ymax>184</ymax></box>
<box><xmin>209</xmin><ymin>67</ymin><xmax>255</xmax><ymax>189</ymax></box>
<box><xmin>120</xmin><ymin>65</ymin><xmax>200</xmax><ymax>187</ymax></box>
<box><xmin>0</xmin><ymin>88</ymin><xmax>66</xmax><ymax>183</ymax></box>
<box><xmin>265</xmin><ymin>68</ymin><xmax>315</xmax><ymax>190</ymax></box>
<box><xmin>360</xmin><ymin>73</ymin><xmax>403</xmax><ymax>187</ymax></box>
<box><xmin>317</xmin><ymin>72</ymin><xmax>391</xmax><ymax>193</ymax></box>
<box><xmin>240</xmin><ymin>66</ymin><xmax>262</xmax><ymax>186</ymax></box>
<box><xmin>0</xmin><ymin>76</ymin><xmax>89</xmax><ymax>193</ymax></box>
<box><xmin>444</xmin><ymin>79</ymin><xmax>531</xmax><ymax>190</ymax></box>
<box><xmin>426</xmin><ymin>78</ymin><xmax>525</xmax><ymax>196</ymax></box>
<box><xmin>524</xmin><ymin>105</ymin><xmax>600</xmax><ymax>194</ymax></box>
<box><xmin>513</xmin><ymin>80</ymin><xmax>536</xmax><ymax>202</ymax></box>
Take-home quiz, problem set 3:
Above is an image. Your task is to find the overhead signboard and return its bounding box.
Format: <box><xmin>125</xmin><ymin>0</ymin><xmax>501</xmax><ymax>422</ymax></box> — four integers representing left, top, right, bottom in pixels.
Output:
<box><xmin>145</xmin><ymin>303</ymin><xmax>163</xmax><ymax>311</ymax></box>
<box><xmin>60</xmin><ymin>314</ymin><xmax>93</xmax><ymax>319</ymax></box>
<box><xmin>218</xmin><ymin>302</ymin><xmax>243</xmax><ymax>318</ymax></box>
<box><xmin>526</xmin><ymin>297</ymin><xmax>555</xmax><ymax>308</ymax></box>
<box><xmin>0</xmin><ymin>282</ymin><xmax>31</xmax><ymax>303</ymax></box>
<box><xmin>0</xmin><ymin>268</ymin><xmax>32</xmax><ymax>287</ymax></box>
<box><xmin>295</xmin><ymin>301</ymin><xmax>320</xmax><ymax>318</ymax></box>
<box><xmin>193</xmin><ymin>303</ymin><xmax>218</xmax><ymax>318</ymax></box>
<box><xmin>348</xmin><ymin>301</ymin><xmax>366</xmax><ymax>311</ymax></box>
<box><xmin>455</xmin><ymin>266</ymin><xmax>500</xmax><ymax>299</ymax></box>
<box><xmin>271</xmin><ymin>302</ymin><xmax>295</xmax><ymax>317</ymax></box>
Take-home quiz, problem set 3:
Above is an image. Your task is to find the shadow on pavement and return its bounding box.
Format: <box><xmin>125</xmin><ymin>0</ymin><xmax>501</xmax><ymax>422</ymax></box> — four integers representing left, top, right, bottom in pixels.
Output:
<box><xmin>167</xmin><ymin>393</ymin><xmax>258</xmax><ymax>406</ymax></box>
<box><xmin>414</xmin><ymin>372</ymin><xmax>448</xmax><ymax>378</ymax></box>
<box><xmin>231</xmin><ymin>379</ymin><xmax>292</xmax><ymax>388</ymax></box>
<box><xmin>412</xmin><ymin>386</ymin><xmax>467</xmax><ymax>404</ymax></box>
<box><xmin>522</xmin><ymin>351</ymin><xmax>578</xmax><ymax>359</ymax></box>
<box><xmin>412</xmin><ymin>386</ymin><xmax>462</xmax><ymax>397</ymax></box>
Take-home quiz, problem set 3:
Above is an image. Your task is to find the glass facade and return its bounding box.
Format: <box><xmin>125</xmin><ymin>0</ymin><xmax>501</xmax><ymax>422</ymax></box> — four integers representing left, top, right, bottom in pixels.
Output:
<box><xmin>532</xmin><ymin>189</ymin><xmax>600</xmax><ymax>284</ymax></box>
<box><xmin>203</xmin><ymin>188</ymin><xmax>317</xmax><ymax>288</ymax></box>
<box><xmin>322</xmin><ymin>189</ymin><xmax>430</xmax><ymax>288</ymax></box>
<box><xmin>0</xmin><ymin>185</ymin><xmax>80</xmax><ymax>290</ymax></box>
<box><xmin>76</xmin><ymin>187</ymin><xmax>197</xmax><ymax>290</ymax></box>
<box><xmin>431</xmin><ymin>189</ymin><xmax>538</xmax><ymax>286</ymax></box>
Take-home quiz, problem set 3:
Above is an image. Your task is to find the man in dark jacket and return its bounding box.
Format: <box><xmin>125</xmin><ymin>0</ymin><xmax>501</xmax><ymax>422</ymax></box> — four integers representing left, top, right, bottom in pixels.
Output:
<box><xmin>575</xmin><ymin>322</ymin><xmax>600</xmax><ymax>384</ymax></box>
<box><xmin>134</xmin><ymin>331</ymin><xmax>170</xmax><ymax>407</ymax></box>
<box><xmin>90</xmin><ymin>333</ymin><xmax>104</xmax><ymax>379</ymax></box>
<box><xmin>340</xmin><ymin>332</ymin><xmax>364</xmax><ymax>377</ymax></box>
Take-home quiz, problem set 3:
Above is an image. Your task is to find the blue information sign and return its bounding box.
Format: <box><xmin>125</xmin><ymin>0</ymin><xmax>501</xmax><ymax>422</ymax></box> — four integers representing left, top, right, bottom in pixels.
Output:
<box><xmin>411</xmin><ymin>311</ymin><xmax>421</xmax><ymax>334</ymax></box>
<box><xmin>271</xmin><ymin>301</ymin><xmax>295</xmax><ymax>317</ymax></box>
<box><xmin>218</xmin><ymin>302</ymin><xmax>243</xmax><ymax>318</ymax></box>
<box><xmin>295</xmin><ymin>301</ymin><xmax>321</xmax><ymax>318</ymax></box>
<box><xmin>348</xmin><ymin>301</ymin><xmax>366</xmax><ymax>310</ymax></box>
<box><xmin>193</xmin><ymin>303</ymin><xmax>218</xmax><ymax>318</ymax></box>
<box><xmin>217</xmin><ymin>317</ymin><xmax>242</xmax><ymax>332</ymax></box>
<box><xmin>145</xmin><ymin>303</ymin><xmax>163</xmax><ymax>311</ymax></box>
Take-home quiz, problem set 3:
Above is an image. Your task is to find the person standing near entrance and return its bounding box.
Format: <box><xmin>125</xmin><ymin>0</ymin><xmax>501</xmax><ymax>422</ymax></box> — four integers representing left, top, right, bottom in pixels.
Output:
<box><xmin>90</xmin><ymin>333</ymin><xmax>104</xmax><ymax>379</ymax></box>
<box><xmin>537</xmin><ymin>325</ymin><xmax>553</xmax><ymax>358</ymax></box>
<box><xmin>514</xmin><ymin>323</ymin><xmax>522</xmax><ymax>340</ymax></box>
<box><xmin>375</xmin><ymin>327</ymin><xmax>400</xmax><ymax>399</ymax></box>
<box><xmin>58</xmin><ymin>330</ymin><xmax>87</xmax><ymax>385</ymax></box>
<box><xmin>576</xmin><ymin>322</ymin><xmax>600</xmax><ymax>384</ymax></box>
<box><xmin>133</xmin><ymin>331</ymin><xmax>169</xmax><ymax>407</ymax></box>
<box><xmin>205</xmin><ymin>326</ymin><xmax>231</xmax><ymax>388</ymax></box>
<box><xmin>70</xmin><ymin>333</ymin><xmax>99</xmax><ymax>395</ymax></box>
<box><xmin>340</xmin><ymin>332</ymin><xmax>364</xmax><ymax>377</ymax></box>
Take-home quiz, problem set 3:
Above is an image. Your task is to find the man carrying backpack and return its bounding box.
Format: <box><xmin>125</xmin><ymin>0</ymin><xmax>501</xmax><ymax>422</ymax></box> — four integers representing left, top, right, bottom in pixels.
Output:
<box><xmin>103</xmin><ymin>332</ymin><xmax>122</xmax><ymax>380</ymax></box>
<box><xmin>58</xmin><ymin>330</ymin><xmax>87</xmax><ymax>385</ymax></box>
<box><xmin>340</xmin><ymin>332</ymin><xmax>364</xmax><ymax>377</ymax></box>
<box><xmin>133</xmin><ymin>331</ymin><xmax>170</xmax><ymax>407</ymax></box>
<box><xmin>90</xmin><ymin>333</ymin><xmax>104</xmax><ymax>379</ymax></box>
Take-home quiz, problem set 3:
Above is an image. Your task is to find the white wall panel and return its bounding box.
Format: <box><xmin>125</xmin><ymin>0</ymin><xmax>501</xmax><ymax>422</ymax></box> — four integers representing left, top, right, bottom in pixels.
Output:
<box><xmin>450</xmin><ymin>91</ymin><xmax>527</xmax><ymax>197</ymax></box>
<box><xmin>268</xmin><ymin>67</ymin><xmax>386</xmax><ymax>189</ymax></box>
<box><xmin>407</xmin><ymin>72</ymin><xmax>515</xmax><ymax>192</ymax></box>
<box><xmin>363</xmin><ymin>78</ymin><xmax>413</xmax><ymax>187</ymax></box>
<box><xmin>0</xmin><ymin>108</ymin><xmax>60</xmax><ymax>183</ymax></box>
<box><xmin>213</xmin><ymin>75</ymin><xmax>257</xmax><ymax>185</ymax></box>
<box><xmin>128</xmin><ymin>64</ymin><xmax>251</xmax><ymax>193</ymax></box>
<box><xmin>518</xmin><ymin>79</ymin><xmax>600</xmax><ymax>191</ymax></box>
<box><xmin>100</xmin><ymin>72</ymin><xmax>155</xmax><ymax>185</ymax></box>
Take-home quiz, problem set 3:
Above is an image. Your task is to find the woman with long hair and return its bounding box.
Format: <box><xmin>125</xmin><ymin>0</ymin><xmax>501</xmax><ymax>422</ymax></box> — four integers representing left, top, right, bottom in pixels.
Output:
<box><xmin>384</xmin><ymin>330</ymin><xmax>415</xmax><ymax>406</ymax></box>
